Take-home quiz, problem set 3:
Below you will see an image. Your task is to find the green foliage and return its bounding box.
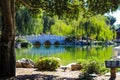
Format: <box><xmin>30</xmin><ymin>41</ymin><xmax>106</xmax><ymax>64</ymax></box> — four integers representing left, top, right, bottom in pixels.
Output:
<box><xmin>17</xmin><ymin>0</ymin><xmax>120</xmax><ymax>18</ymax></box>
<box><xmin>89</xmin><ymin>15</ymin><xmax>114</xmax><ymax>41</ymax></box>
<box><xmin>85</xmin><ymin>61</ymin><xmax>100</xmax><ymax>74</ymax></box>
<box><xmin>16</xmin><ymin>38</ymin><xmax>27</xmax><ymax>43</ymax></box>
<box><xmin>51</xmin><ymin>20</ymin><xmax>73</xmax><ymax>36</ymax></box>
<box><xmin>35</xmin><ymin>57</ymin><xmax>60</xmax><ymax>71</ymax></box>
<box><xmin>77</xmin><ymin>60</ymin><xmax>108</xmax><ymax>74</ymax></box>
<box><xmin>76</xmin><ymin>15</ymin><xmax>115</xmax><ymax>41</ymax></box>
<box><xmin>15</xmin><ymin>1</ymin><xmax>118</xmax><ymax>40</ymax></box>
<box><xmin>16</xmin><ymin>0</ymin><xmax>83</xmax><ymax>19</ymax></box>
<box><xmin>43</xmin><ymin>16</ymin><xmax>54</xmax><ymax>34</ymax></box>
<box><xmin>87</xmin><ymin>0</ymin><xmax>120</xmax><ymax>15</ymax></box>
<box><xmin>16</xmin><ymin>7</ymin><xmax>43</xmax><ymax>35</ymax></box>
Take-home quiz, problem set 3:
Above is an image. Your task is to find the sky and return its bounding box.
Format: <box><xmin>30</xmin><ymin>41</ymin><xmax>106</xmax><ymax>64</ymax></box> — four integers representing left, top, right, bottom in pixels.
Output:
<box><xmin>108</xmin><ymin>9</ymin><xmax>120</xmax><ymax>25</ymax></box>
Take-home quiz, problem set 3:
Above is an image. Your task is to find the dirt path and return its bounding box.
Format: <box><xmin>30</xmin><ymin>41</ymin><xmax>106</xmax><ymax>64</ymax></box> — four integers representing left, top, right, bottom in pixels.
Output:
<box><xmin>16</xmin><ymin>68</ymin><xmax>120</xmax><ymax>80</ymax></box>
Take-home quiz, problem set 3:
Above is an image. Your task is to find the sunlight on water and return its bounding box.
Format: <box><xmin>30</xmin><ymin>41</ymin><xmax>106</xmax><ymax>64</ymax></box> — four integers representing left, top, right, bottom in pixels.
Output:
<box><xmin>16</xmin><ymin>45</ymin><xmax>113</xmax><ymax>65</ymax></box>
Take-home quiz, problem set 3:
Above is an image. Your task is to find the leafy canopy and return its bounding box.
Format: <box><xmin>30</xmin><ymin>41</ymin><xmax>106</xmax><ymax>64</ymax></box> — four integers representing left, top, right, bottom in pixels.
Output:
<box><xmin>16</xmin><ymin>0</ymin><xmax>120</xmax><ymax>17</ymax></box>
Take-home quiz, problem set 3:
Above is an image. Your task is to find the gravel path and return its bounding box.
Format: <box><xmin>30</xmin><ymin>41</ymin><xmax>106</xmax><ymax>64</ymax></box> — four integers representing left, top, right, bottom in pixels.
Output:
<box><xmin>16</xmin><ymin>68</ymin><xmax>80</xmax><ymax>80</ymax></box>
<box><xmin>16</xmin><ymin>68</ymin><xmax>120</xmax><ymax>80</ymax></box>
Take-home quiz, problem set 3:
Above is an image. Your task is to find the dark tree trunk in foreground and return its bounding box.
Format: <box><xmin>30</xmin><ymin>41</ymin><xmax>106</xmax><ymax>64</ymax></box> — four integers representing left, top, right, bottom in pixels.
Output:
<box><xmin>0</xmin><ymin>0</ymin><xmax>16</xmax><ymax>78</ymax></box>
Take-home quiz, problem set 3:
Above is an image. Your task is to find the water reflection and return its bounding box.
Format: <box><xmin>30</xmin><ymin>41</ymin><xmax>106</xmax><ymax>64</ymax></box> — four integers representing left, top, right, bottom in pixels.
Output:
<box><xmin>30</xmin><ymin>45</ymin><xmax>65</xmax><ymax>55</ymax></box>
<box><xmin>16</xmin><ymin>45</ymin><xmax>113</xmax><ymax>65</ymax></box>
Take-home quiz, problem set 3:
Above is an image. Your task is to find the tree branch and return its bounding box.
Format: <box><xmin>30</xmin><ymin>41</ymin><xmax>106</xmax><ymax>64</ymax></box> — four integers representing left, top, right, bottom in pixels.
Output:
<box><xmin>18</xmin><ymin>0</ymin><xmax>48</xmax><ymax>10</ymax></box>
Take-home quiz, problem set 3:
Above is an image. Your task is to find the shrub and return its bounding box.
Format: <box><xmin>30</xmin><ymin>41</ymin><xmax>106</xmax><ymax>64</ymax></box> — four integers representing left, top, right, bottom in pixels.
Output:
<box><xmin>35</xmin><ymin>57</ymin><xmax>60</xmax><ymax>71</ymax></box>
<box><xmin>78</xmin><ymin>60</ymin><xmax>100</xmax><ymax>74</ymax></box>
<box><xmin>86</xmin><ymin>61</ymin><xmax>100</xmax><ymax>74</ymax></box>
<box><xmin>77</xmin><ymin>60</ymin><xmax>100</xmax><ymax>80</ymax></box>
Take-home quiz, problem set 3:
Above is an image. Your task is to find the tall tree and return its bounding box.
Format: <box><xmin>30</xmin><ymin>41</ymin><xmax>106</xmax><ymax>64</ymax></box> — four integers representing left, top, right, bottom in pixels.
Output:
<box><xmin>0</xmin><ymin>0</ymin><xmax>15</xmax><ymax>78</ymax></box>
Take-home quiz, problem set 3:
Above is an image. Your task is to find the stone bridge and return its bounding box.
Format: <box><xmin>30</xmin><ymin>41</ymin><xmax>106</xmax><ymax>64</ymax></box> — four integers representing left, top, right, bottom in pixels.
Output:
<box><xmin>17</xmin><ymin>34</ymin><xmax>66</xmax><ymax>45</ymax></box>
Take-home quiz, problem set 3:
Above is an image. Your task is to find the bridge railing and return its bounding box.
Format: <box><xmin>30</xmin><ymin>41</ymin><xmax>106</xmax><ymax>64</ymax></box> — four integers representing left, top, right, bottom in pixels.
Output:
<box><xmin>16</xmin><ymin>34</ymin><xmax>66</xmax><ymax>45</ymax></box>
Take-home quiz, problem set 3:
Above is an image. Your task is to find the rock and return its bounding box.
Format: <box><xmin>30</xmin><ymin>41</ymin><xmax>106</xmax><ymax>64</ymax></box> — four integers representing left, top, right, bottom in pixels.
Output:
<box><xmin>67</xmin><ymin>63</ymin><xmax>81</xmax><ymax>71</ymax></box>
<box><xmin>71</xmin><ymin>64</ymin><xmax>81</xmax><ymax>71</ymax></box>
<box><xmin>60</xmin><ymin>63</ymin><xmax>81</xmax><ymax>71</ymax></box>
<box><xmin>16</xmin><ymin>60</ymin><xmax>22</xmax><ymax>68</ymax></box>
<box><xmin>16</xmin><ymin>58</ymin><xmax>35</xmax><ymax>68</ymax></box>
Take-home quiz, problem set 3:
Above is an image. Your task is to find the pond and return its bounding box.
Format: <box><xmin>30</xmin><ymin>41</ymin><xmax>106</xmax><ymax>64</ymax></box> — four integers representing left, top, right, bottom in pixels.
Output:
<box><xmin>16</xmin><ymin>45</ymin><xmax>113</xmax><ymax>65</ymax></box>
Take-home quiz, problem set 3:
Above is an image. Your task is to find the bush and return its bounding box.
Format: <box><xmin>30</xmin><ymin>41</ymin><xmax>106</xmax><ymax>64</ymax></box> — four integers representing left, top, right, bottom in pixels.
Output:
<box><xmin>35</xmin><ymin>57</ymin><xmax>60</xmax><ymax>71</ymax></box>
<box><xmin>77</xmin><ymin>60</ymin><xmax>100</xmax><ymax>80</ymax></box>
<box><xmin>86</xmin><ymin>61</ymin><xmax>100</xmax><ymax>74</ymax></box>
<box><xmin>78</xmin><ymin>60</ymin><xmax>100</xmax><ymax>74</ymax></box>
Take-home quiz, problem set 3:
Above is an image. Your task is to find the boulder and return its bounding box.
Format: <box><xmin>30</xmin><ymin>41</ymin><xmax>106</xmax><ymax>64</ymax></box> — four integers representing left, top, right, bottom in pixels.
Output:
<box><xmin>16</xmin><ymin>58</ymin><xmax>35</xmax><ymax>68</ymax></box>
<box><xmin>16</xmin><ymin>60</ymin><xmax>22</xmax><ymax>67</ymax></box>
<box><xmin>67</xmin><ymin>63</ymin><xmax>81</xmax><ymax>71</ymax></box>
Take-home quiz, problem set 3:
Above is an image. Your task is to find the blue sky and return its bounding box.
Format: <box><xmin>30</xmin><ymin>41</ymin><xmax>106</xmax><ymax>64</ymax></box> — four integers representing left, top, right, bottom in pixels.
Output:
<box><xmin>108</xmin><ymin>9</ymin><xmax>120</xmax><ymax>25</ymax></box>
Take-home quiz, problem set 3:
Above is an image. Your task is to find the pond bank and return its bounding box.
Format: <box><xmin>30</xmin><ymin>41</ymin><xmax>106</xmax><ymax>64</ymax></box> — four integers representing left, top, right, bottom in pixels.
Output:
<box><xmin>15</xmin><ymin>68</ymin><xmax>120</xmax><ymax>80</ymax></box>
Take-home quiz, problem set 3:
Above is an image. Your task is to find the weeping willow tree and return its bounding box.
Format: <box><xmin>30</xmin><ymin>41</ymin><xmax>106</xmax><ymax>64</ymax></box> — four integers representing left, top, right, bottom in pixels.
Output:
<box><xmin>51</xmin><ymin>20</ymin><xmax>73</xmax><ymax>36</ymax></box>
<box><xmin>16</xmin><ymin>7</ymin><xmax>43</xmax><ymax>35</ymax></box>
<box><xmin>90</xmin><ymin>15</ymin><xmax>115</xmax><ymax>41</ymax></box>
<box><xmin>77</xmin><ymin>15</ymin><xmax>116</xmax><ymax>41</ymax></box>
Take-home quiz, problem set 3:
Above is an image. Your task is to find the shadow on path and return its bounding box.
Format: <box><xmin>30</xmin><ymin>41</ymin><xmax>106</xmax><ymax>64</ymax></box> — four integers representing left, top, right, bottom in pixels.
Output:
<box><xmin>16</xmin><ymin>74</ymin><xmax>77</xmax><ymax>80</ymax></box>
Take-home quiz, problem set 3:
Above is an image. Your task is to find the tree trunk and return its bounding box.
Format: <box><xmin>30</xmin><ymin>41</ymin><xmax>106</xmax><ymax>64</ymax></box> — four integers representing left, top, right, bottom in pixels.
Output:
<box><xmin>0</xmin><ymin>0</ymin><xmax>16</xmax><ymax>78</ymax></box>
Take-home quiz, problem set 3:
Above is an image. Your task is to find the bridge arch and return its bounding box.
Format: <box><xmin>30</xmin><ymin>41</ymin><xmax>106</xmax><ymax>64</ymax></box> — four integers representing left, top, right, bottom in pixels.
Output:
<box><xmin>33</xmin><ymin>41</ymin><xmax>41</xmax><ymax>45</ymax></box>
<box><xmin>44</xmin><ymin>40</ymin><xmax>51</xmax><ymax>45</ymax></box>
<box><xmin>54</xmin><ymin>41</ymin><xmax>60</xmax><ymax>46</ymax></box>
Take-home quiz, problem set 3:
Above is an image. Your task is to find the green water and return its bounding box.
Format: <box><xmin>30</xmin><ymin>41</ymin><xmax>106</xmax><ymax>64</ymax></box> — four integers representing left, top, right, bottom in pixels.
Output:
<box><xmin>16</xmin><ymin>45</ymin><xmax>113</xmax><ymax>65</ymax></box>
